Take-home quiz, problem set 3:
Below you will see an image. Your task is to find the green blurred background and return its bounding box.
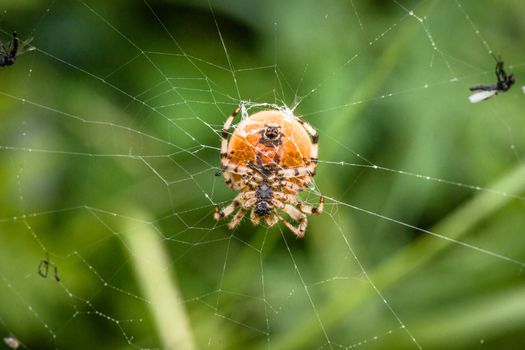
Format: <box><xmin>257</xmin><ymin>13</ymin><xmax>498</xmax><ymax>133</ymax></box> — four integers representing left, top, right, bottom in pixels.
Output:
<box><xmin>1</xmin><ymin>0</ymin><xmax>525</xmax><ymax>349</ymax></box>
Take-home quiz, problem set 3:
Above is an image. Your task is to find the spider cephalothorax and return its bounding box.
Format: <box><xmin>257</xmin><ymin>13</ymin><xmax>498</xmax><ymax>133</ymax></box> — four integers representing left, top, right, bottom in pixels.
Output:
<box><xmin>214</xmin><ymin>106</ymin><xmax>323</xmax><ymax>238</ymax></box>
<box><xmin>256</xmin><ymin>181</ymin><xmax>273</xmax><ymax>201</ymax></box>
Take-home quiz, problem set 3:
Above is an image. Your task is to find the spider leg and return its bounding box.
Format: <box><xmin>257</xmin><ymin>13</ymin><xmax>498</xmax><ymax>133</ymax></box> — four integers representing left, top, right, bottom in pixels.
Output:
<box><xmin>228</xmin><ymin>209</ymin><xmax>247</xmax><ymax>229</ymax></box>
<box><xmin>250</xmin><ymin>208</ymin><xmax>261</xmax><ymax>226</ymax></box>
<box><xmin>241</xmin><ymin>177</ymin><xmax>260</xmax><ymax>190</ymax></box>
<box><xmin>273</xmin><ymin>208</ymin><xmax>307</xmax><ymax>238</ymax></box>
<box><xmin>222</xmin><ymin>169</ymin><xmax>257</xmax><ymax>191</ymax></box>
<box><xmin>273</xmin><ymin>190</ymin><xmax>323</xmax><ymax>215</ymax></box>
<box><xmin>220</xmin><ymin>106</ymin><xmax>255</xmax><ymax>177</ymax></box>
<box><xmin>214</xmin><ymin>196</ymin><xmax>241</xmax><ymax>221</ymax></box>
<box><xmin>293</xmin><ymin>117</ymin><xmax>319</xmax><ymax>176</ymax></box>
<box><xmin>297</xmin><ymin>196</ymin><xmax>324</xmax><ymax>215</ymax></box>
<box><xmin>10</xmin><ymin>32</ymin><xmax>18</xmax><ymax>58</ymax></box>
<box><xmin>221</xmin><ymin>163</ymin><xmax>263</xmax><ymax>181</ymax></box>
<box><xmin>273</xmin><ymin>179</ymin><xmax>306</xmax><ymax>193</ymax></box>
<box><xmin>215</xmin><ymin>192</ymin><xmax>256</xmax><ymax>231</ymax></box>
<box><xmin>215</xmin><ymin>191</ymin><xmax>253</xmax><ymax>220</ymax></box>
<box><xmin>220</xmin><ymin>106</ymin><xmax>240</xmax><ymax>159</ymax></box>
<box><xmin>272</xmin><ymin>191</ymin><xmax>293</xmax><ymax>203</ymax></box>
<box><xmin>271</xmin><ymin>199</ymin><xmax>308</xmax><ymax>237</ymax></box>
<box><xmin>244</xmin><ymin>197</ymin><xmax>257</xmax><ymax>208</ymax></box>
<box><xmin>223</xmin><ymin>171</ymin><xmax>236</xmax><ymax>190</ymax></box>
<box><xmin>266</xmin><ymin>213</ymin><xmax>279</xmax><ymax>227</ymax></box>
<box><xmin>273</xmin><ymin>165</ymin><xmax>315</xmax><ymax>179</ymax></box>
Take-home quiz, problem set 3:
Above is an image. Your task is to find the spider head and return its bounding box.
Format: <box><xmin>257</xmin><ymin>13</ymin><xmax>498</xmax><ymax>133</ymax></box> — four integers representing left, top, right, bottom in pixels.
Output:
<box><xmin>254</xmin><ymin>201</ymin><xmax>272</xmax><ymax>217</ymax></box>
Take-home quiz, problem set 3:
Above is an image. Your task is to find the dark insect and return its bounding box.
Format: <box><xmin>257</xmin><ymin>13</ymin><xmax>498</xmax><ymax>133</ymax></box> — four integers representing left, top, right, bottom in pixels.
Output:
<box><xmin>38</xmin><ymin>253</ymin><xmax>60</xmax><ymax>282</ymax></box>
<box><xmin>469</xmin><ymin>57</ymin><xmax>516</xmax><ymax>103</ymax></box>
<box><xmin>0</xmin><ymin>31</ymin><xmax>35</xmax><ymax>67</ymax></box>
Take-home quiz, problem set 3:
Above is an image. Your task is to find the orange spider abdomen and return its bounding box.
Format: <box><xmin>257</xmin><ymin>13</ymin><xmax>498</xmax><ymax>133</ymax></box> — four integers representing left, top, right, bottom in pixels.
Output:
<box><xmin>227</xmin><ymin>110</ymin><xmax>312</xmax><ymax>169</ymax></box>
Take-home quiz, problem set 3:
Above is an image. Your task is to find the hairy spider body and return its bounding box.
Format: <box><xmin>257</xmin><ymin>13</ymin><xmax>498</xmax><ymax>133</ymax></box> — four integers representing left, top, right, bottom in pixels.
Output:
<box><xmin>215</xmin><ymin>107</ymin><xmax>323</xmax><ymax>238</ymax></box>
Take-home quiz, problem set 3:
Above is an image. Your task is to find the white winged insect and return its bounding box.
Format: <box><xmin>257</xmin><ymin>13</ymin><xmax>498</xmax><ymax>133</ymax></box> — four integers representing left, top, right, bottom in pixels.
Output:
<box><xmin>468</xmin><ymin>58</ymin><xmax>515</xmax><ymax>103</ymax></box>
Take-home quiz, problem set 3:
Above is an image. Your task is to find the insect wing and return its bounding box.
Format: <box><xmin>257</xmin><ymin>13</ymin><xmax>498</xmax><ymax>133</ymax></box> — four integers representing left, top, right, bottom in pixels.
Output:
<box><xmin>468</xmin><ymin>90</ymin><xmax>497</xmax><ymax>103</ymax></box>
<box><xmin>17</xmin><ymin>37</ymin><xmax>35</xmax><ymax>55</ymax></box>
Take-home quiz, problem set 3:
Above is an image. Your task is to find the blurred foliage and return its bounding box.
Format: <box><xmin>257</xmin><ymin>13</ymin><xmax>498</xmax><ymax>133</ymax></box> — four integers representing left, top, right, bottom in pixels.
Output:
<box><xmin>0</xmin><ymin>0</ymin><xmax>525</xmax><ymax>349</ymax></box>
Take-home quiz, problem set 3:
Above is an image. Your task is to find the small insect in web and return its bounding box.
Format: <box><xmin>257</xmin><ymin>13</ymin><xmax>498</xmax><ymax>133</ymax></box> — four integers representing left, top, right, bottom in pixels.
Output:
<box><xmin>214</xmin><ymin>105</ymin><xmax>324</xmax><ymax>238</ymax></box>
<box><xmin>468</xmin><ymin>56</ymin><xmax>516</xmax><ymax>103</ymax></box>
<box><xmin>38</xmin><ymin>252</ymin><xmax>60</xmax><ymax>282</ymax></box>
<box><xmin>3</xmin><ymin>335</ymin><xmax>21</xmax><ymax>349</ymax></box>
<box><xmin>0</xmin><ymin>31</ymin><xmax>35</xmax><ymax>68</ymax></box>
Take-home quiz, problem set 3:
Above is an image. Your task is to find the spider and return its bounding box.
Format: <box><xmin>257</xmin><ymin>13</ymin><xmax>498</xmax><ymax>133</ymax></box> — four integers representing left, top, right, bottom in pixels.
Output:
<box><xmin>468</xmin><ymin>57</ymin><xmax>516</xmax><ymax>103</ymax></box>
<box><xmin>0</xmin><ymin>31</ymin><xmax>35</xmax><ymax>67</ymax></box>
<box><xmin>214</xmin><ymin>105</ymin><xmax>324</xmax><ymax>238</ymax></box>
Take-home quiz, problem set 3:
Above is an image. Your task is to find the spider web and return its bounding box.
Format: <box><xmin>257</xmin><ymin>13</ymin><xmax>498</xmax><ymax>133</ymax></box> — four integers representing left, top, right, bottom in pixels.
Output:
<box><xmin>0</xmin><ymin>0</ymin><xmax>525</xmax><ymax>349</ymax></box>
